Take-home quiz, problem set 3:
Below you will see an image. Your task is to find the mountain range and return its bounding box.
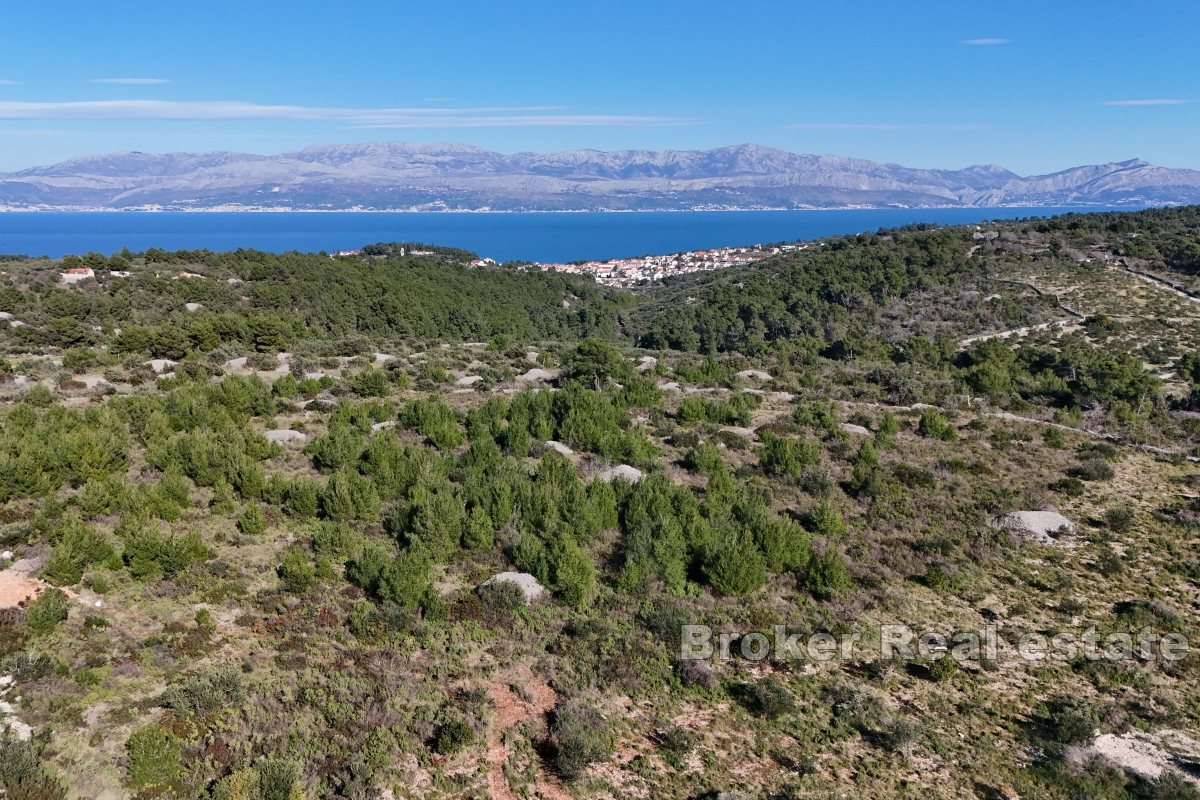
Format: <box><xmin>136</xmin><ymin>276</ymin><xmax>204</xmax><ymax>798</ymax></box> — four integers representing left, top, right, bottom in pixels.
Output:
<box><xmin>2</xmin><ymin>142</ymin><xmax>1199</xmax><ymax>211</ymax></box>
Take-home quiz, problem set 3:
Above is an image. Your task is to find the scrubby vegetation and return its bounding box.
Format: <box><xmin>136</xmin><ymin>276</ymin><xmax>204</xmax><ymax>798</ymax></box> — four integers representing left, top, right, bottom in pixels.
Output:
<box><xmin>0</xmin><ymin>207</ymin><xmax>1198</xmax><ymax>799</ymax></box>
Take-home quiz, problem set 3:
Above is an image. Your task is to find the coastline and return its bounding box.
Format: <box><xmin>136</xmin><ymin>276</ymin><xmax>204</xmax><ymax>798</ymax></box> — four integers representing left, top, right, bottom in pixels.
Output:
<box><xmin>0</xmin><ymin>203</ymin><xmax>1157</xmax><ymax>214</ymax></box>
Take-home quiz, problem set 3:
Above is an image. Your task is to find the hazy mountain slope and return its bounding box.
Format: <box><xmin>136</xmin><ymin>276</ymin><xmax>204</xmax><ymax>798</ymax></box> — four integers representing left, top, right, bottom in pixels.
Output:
<box><xmin>1</xmin><ymin>143</ymin><xmax>1198</xmax><ymax>210</ymax></box>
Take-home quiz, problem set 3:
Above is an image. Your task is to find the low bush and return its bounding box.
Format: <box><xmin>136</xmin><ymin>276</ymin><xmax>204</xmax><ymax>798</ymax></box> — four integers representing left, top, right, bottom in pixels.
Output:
<box><xmin>739</xmin><ymin>677</ymin><xmax>796</xmax><ymax>719</ymax></box>
<box><xmin>552</xmin><ymin>703</ymin><xmax>615</xmax><ymax>780</ymax></box>
<box><xmin>124</xmin><ymin>725</ymin><xmax>181</xmax><ymax>791</ymax></box>
<box><xmin>24</xmin><ymin>590</ymin><xmax>69</xmax><ymax>636</ymax></box>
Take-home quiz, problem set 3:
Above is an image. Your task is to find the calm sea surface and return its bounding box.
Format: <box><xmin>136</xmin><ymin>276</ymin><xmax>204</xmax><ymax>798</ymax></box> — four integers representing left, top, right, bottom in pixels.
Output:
<box><xmin>0</xmin><ymin>207</ymin><xmax>1134</xmax><ymax>262</ymax></box>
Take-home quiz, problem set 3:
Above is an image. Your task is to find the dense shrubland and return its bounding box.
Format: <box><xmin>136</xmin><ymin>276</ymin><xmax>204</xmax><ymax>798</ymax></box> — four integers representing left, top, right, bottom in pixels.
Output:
<box><xmin>0</xmin><ymin>208</ymin><xmax>1198</xmax><ymax>799</ymax></box>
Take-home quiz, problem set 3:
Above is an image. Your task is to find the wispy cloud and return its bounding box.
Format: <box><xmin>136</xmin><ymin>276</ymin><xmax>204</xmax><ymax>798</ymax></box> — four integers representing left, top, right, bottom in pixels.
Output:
<box><xmin>90</xmin><ymin>78</ymin><xmax>170</xmax><ymax>85</ymax></box>
<box><xmin>1103</xmin><ymin>98</ymin><xmax>1189</xmax><ymax>106</ymax></box>
<box><xmin>0</xmin><ymin>99</ymin><xmax>693</xmax><ymax>127</ymax></box>
<box><xmin>785</xmin><ymin>123</ymin><xmax>985</xmax><ymax>131</ymax></box>
<box><xmin>348</xmin><ymin>115</ymin><xmax>693</xmax><ymax>129</ymax></box>
<box><xmin>0</xmin><ymin>80</ymin><xmax>18</xmax><ymax>86</ymax></box>
<box><xmin>963</xmin><ymin>38</ymin><xmax>1010</xmax><ymax>46</ymax></box>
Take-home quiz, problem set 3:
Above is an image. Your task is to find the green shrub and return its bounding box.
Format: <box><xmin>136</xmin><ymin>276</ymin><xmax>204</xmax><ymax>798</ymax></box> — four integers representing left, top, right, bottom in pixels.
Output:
<box><xmin>658</xmin><ymin>726</ymin><xmax>696</xmax><ymax>769</ymax></box>
<box><xmin>1045</xmin><ymin>699</ymin><xmax>1101</xmax><ymax>745</ymax></box>
<box><xmin>237</xmin><ymin>504</ymin><xmax>267</xmax><ymax>535</ymax></box>
<box><xmin>1069</xmin><ymin>458</ymin><xmax>1115</xmax><ymax>481</ymax></box>
<box><xmin>739</xmin><ymin>676</ymin><xmax>796</xmax><ymax>719</ymax></box>
<box><xmin>1043</xmin><ymin>427</ymin><xmax>1066</xmax><ymax>449</ymax></box>
<box><xmin>891</xmin><ymin>462</ymin><xmax>936</xmax><ymax>489</ymax></box>
<box><xmin>283</xmin><ymin>478</ymin><xmax>320</xmax><ymax>518</ymax></box>
<box><xmin>310</xmin><ymin>521</ymin><xmax>357</xmax><ymax>561</ymax></box>
<box><xmin>926</xmin><ymin>656</ymin><xmax>958</xmax><ymax>682</ymax></box>
<box><xmin>43</xmin><ymin>518</ymin><xmax>118</xmax><ymax>586</ymax></box>
<box><xmin>682</xmin><ymin>442</ymin><xmax>724</xmax><ymax>474</ymax></box>
<box><xmin>304</xmin><ymin>422</ymin><xmax>363</xmax><ymax>472</ymax></box>
<box><xmin>758</xmin><ymin>431</ymin><xmax>820</xmax><ymax>479</ymax></box>
<box><xmin>3</xmin><ymin>771</ymin><xmax>68</xmax><ymax>800</ymax></box>
<box><xmin>277</xmin><ymin>547</ymin><xmax>317</xmax><ymax>593</ymax></box>
<box><xmin>389</xmin><ymin>487</ymin><xmax>465</xmax><ymax>560</ymax></box>
<box><xmin>804</xmin><ymin>499</ymin><xmax>847</xmax><ymax>535</ymax></box>
<box><xmin>24</xmin><ymin>590</ymin><xmax>69</xmax><ymax>636</ymax></box>
<box><xmin>704</xmin><ymin>532</ymin><xmax>766</xmax><ymax>596</ymax></box>
<box><xmin>474</xmin><ymin>580</ymin><xmax>527</xmax><ymax>624</ymax></box>
<box><xmin>803</xmin><ymin>551</ymin><xmax>854</xmax><ymax>600</ymax></box>
<box><xmin>124</xmin><ymin>725</ymin><xmax>181</xmax><ymax>790</ymax></box>
<box><xmin>159</xmin><ymin>671</ymin><xmax>244</xmax><ymax>719</ymax></box>
<box><xmin>917</xmin><ymin>409</ymin><xmax>956</xmax><ymax>440</ymax></box>
<box><xmin>879</xmin><ymin>717</ymin><xmax>922</xmax><ymax>754</ymax></box>
<box><xmin>877</xmin><ymin>411</ymin><xmax>901</xmax><ymax>437</ymax></box>
<box><xmin>320</xmin><ymin>469</ymin><xmax>380</xmax><ymax>521</ymax></box>
<box><xmin>1049</xmin><ymin>476</ymin><xmax>1086</xmax><ymax>496</ymax></box>
<box><xmin>552</xmin><ymin>703</ymin><xmax>614</xmax><ymax>780</ymax></box>
<box><xmin>432</xmin><ymin>718</ymin><xmax>474</xmax><ymax>755</ymax></box>
<box><xmin>347</xmin><ymin>543</ymin><xmax>431</xmax><ymax>610</ymax></box>
<box><xmin>348</xmin><ymin>368</ymin><xmax>390</xmax><ymax>397</ymax></box>
<box><xmin>921</xmin><ymin>564</ymin><xmax>961</xmax><ymax>594</ymax></box>
<box><xmin>755</xmin><ymin>517</ymin><xmax>811</xmax><ymax>573</ymax></box>
<box><xmin>676</xmin><ymin>393</ymin><xmax>759</xmax><ymax>426</ymax></box>
<box><xmin>0</xmin><ymin>736</ymin><xmax>65</xmax><ymax>799</ymax></box>
<box><xmin>1148</xmin><ymin>772</ymin><xmax>1200</xmax><ymax>800</ymax></box>
<box><xmin>417</xmin><ymin>363</ymin><xmax>450</xmax><ymax>384</ymax></box>
<box><xmin>120</xmin><ymin>520</ymin><xmax>208</xmax><ymax>579</ymax></box>
<box><xmin>24</xmin><ymin>385</ymin><xmax>55</xmax><ymax>408</ymax></box>
<box><xmin>846</xmin><ymin>438</ymin><xmax>881</xmax><ymax>496</ymax></box>
<box><xmin>548</xmin><ymin>537</ymin><xmax>597</xmax><ymax>608</ymax></box>
<box><xmin>400</xmin><ymin>398</ymin><xmax>463</xmax><ymax>451</ymax></box>
<box><xmin>1104</xmin><ymin>505</ymin><xmax>1136</xmax><ymax>533</ymax></box>
<box><xmin>462</xmin><ymin>505</ymin><xmax>495</xmax><ymax>550</ymax></box>
<box><xmin>76</xmin><ymin>475</ymin><xmax>134</xmax><ymax>518</ymax></box>
<box><xmin>565</xmin><ymin>338</ymin><xmax>629</xmax><ymax>390</ymax></box>
<box><xmin>2</xmin><ymin>651</ymin><xmax>55</xmax><ymax>681</ymax></box>
<box><xmin>256</xmin><ymin>758</ymin><xmax>303</xmax><ymax>800</ymax></box>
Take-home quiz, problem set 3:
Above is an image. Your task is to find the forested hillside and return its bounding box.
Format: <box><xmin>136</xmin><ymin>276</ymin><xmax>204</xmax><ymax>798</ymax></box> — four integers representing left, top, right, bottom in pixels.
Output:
<box><xmin>4</xmin><ymin>247</ymin><xmax>627</xmax><ymax>360</ymax></box>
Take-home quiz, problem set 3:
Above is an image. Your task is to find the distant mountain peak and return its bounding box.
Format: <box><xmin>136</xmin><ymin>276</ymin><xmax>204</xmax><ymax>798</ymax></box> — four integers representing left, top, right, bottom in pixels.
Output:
<box><xmin>1</xmin><ymin>142</ymin><xmax>1197</xmax><ymax>211</ymax></box>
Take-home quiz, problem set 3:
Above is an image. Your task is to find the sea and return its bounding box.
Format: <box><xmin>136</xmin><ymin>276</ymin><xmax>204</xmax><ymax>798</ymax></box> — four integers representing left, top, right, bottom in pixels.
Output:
<box><xmin>0</xmin><ymin>207</ymin><xmax>1135</xmax><ymax>263</ymax></box>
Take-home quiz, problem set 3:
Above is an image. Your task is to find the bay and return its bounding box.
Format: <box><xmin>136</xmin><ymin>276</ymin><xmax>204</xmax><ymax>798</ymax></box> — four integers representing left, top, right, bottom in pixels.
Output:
<box><xmin>0</xmin><ymin>207</ymin><xmax>1137</xmax><ymax>262</ymax></box>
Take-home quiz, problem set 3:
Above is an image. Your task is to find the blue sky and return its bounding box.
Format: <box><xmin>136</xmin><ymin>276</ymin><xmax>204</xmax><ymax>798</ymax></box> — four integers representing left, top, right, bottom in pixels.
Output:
<box><xmin>0</xmin><ymin>0</ymin><xmax>1196</xmax><ymax>173</ymax></box>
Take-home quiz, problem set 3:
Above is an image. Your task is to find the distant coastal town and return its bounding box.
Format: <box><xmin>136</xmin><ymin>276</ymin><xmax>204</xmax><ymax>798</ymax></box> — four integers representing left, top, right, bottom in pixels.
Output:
<box><xmin>477</xmin><ymin>242</ymin><xmax>813</xmax><ymax>287</ymax></box>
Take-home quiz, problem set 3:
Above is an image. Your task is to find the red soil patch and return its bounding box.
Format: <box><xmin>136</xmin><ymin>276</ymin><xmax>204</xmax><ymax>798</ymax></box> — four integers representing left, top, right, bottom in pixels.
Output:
<box><xmin>0</xmin><ymin>570</ymin><xmax>48</xmax><ymax>609</ymax></box>
<box><xmin>486</xmin><ymin>665</ymin><xmax>572</xmax><ymax>800</ymax></box>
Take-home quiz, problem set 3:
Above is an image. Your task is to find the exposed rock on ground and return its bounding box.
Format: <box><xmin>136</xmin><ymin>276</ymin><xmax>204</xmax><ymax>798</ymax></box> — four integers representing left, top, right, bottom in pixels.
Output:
<box><xmin>1081</xmin><ymin>729</ymin><xmax>1200</xmax><ymax>787</ymax></box>
<box><xmin>993</xmin><ymin>510</ymin><xmax>1076</xmax><ymax>544</ymax></box>
<box><xmin>598</xmin><ymin>464</ymin><xmax>644</xmax><ymax>483</ymax></box>
<box><xmin>264</xmin><ymin>429</ymin><xmax>307</xmax><ymax>444</ymax></box>
<box><xmin>516</xmin><ymin>368</ymin><xmax>556</xmax><ymax>383</ymax></box>
<box><xmin>479</xmin><ymin>572</ymin><xmax>546</xmax><ymax>603</ymax></box>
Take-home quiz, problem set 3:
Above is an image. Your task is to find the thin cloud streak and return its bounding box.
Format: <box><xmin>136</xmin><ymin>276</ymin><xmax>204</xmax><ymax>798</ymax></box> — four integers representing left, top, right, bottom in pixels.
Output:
<box><xmin>1104</xmin><ymin>98</ymin><xmax>1189</xmax><ymax>106</ymax></box>
<box><xmin>785</xmin><ymin>123</ymin><xmax>985</xmax><ymax>131</ymax></box>
<box><xmin>349</xmin><ymin>116</ymin><xmax>697</xmax><ymax>129</ymax></box>
<box><xmin>0</xmin><ymin>80</ymin><xmax>18</xmax><ymax>86</ymax></box>
<box><xmin>0</xmin><ymin>99</ymin><xmax>691</xmax><ymax>127</ymax></box>
<box><xmin>963</xmin><ymin>38</ymin><xmax>1009</xmax><ymax>46</ymax></box>
<box><xmin>90</xmin><ymin>78</ymin><xmax>171</xmax><ymax>85</ymax></box>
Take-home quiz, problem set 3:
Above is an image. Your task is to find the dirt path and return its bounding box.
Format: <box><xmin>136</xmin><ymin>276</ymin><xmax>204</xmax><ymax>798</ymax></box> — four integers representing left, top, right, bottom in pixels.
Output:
<box><xmin>958</xmin><ymin>318</ymin><xmax>1080</xmax><ymax>347</ymax></box>
<box><xmin>827</xmin><ymin>401</ymin><xmax>1199</xmax><ymax>463</ymax></box>
<box><xmin>486</xmin><ymin>666</ymin><xmax>572</xmax><ymax>800</ymax></box>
